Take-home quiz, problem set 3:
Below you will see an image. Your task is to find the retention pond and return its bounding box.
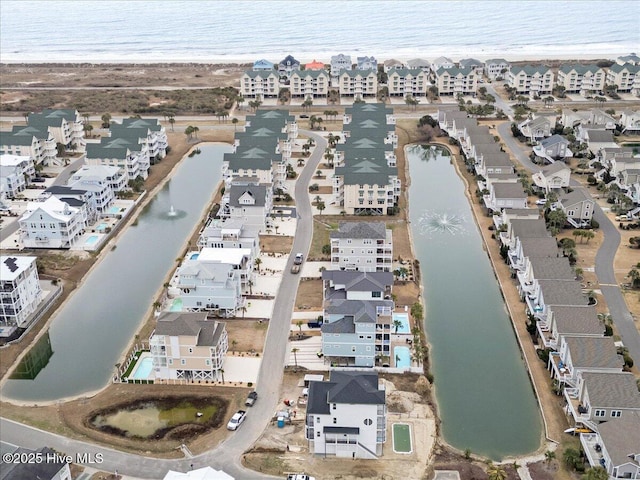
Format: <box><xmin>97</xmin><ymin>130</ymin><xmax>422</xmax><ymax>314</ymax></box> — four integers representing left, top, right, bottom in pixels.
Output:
<box><xmin>407</xmin><ymin>145</ymin><xmax>542</xmax><ymax>459</ymax></box>
<box><xmin>2</xmin><ymin>144</ymin><xmax>229</xmax><ymax>402</ymax></box>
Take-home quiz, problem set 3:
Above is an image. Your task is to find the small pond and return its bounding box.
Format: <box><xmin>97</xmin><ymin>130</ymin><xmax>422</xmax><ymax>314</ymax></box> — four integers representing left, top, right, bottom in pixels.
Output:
<box><xmin>90</xmin><ymin>396</ymin><xmax>227</xmax><ymax>440</ymax></box>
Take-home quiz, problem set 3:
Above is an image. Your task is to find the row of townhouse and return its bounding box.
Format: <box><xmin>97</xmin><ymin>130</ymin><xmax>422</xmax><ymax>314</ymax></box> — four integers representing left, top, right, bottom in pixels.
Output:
<box><xmin>85</xmin><ymin>117</ymin><xmax>167</xmax><ymax>183</ymax></box>
<box><xmin>17</xmin><ymin>164</ymin><xmax>128</xmax><ymax>249</ymax></box>
<box><xmin>0</xmin><ymin>109</ymin><xmax>85</xmax><ymax>167</ymax></box>
<box><xmin>142</xmin><ymin>111</ymin><xmax>298</xmax><ymax>381</ymax></box>
<box><xmin>306</xmin><ymin>221</ymin><xmax>394</xmax><ymax>458</ymax></box>
<box><xmin>332</xmin><ymin>103</ymin><xmax>400</xmax><ymax>215</ymax></box>
<box><xmin>497</xmin><ymin>207</ymin><xmax>640</xmax><ymax>478</ymax></box>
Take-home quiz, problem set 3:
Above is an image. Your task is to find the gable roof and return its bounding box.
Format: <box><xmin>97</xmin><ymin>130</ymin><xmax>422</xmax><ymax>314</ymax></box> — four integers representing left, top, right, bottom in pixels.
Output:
<box><xmin>529</xmin><ymin>256</ymin><xmax>575</xmax><ymax>280</ymax></box>
<box><xmin>154</xmin><ymin>312</ymin><xmax>225</xmax><ymax>347</ymax></box>
<box><xmin>330</xmin><ymin>221</ymin><xmax>387</xmax><ymax>239</ymax></box>
<box><xmin>538</xmin><ymin>279</ymin><xmax>588</xmax><ymax>306</ymax></box>
<box><xmin>228</xmin><ymin>183</ymin><xmax>267</xmax><ymax>207</ymax></box>
<box><xmin>560</xmin><ymin>189</ymin><xmax>592</xmax><ymax>207</ymax></box>
<box><xmin>307</xmin><ymin>371</ymin><xmax>384</xmax><ymax>415</ymax></box>
<box><xmin>597</xmin><ymin>412</ymin><xmax>640</xmax><ymax>467</ymax></box>
<box><xmin>492</xmin><ymin>182</ymin><xmax>526</xmax><ymax>199</ymax></box>
<box><xmin>581</xmin><ymin>372</ymin><xmax>640</xmax><ymax>409</ymax></box>
<box><xmin>564</xmin><ymin>336</ymin><xmax>622</xmax><ymax>369</ymax></box>
<box><xmin>550</xmin><ymin>305</ymin><xmax>603</xmax><ymax>336</ymax></box>
<box><xmin>541</xmin><ymin>161</ymin><xmax>570</xmax><ymax>176</ymax></box>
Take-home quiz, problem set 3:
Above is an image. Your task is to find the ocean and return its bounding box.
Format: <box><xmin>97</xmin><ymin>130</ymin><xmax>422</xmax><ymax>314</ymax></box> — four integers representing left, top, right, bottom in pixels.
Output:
<box><xmin>1</xmin><ymin>0</ymin><xmax>639</xmax><ymax>63</ymax></box>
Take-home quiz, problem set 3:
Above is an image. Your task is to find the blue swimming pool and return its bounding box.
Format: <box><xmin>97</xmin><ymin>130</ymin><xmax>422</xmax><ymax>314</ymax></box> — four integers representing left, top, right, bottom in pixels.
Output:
<box><xmin>131</xmin><ymin>356</ymin><xmax>153</xmax><ymax>380</ymax></box>
<box><xmin>190</xmin><ymin>253</ymin><xmax>199</xmax><ymax>260</ymax></box>
<box><xmin>394</xmin><ymin>346</ymin><xmax>411</xmax><ymax>368</ymax></box>
<box><xmin>170</xmin><ymin>298</ymin><xmax>183</xmax><ymax>312</ymax></box>
<box><xmin>392</xmin><ymin>313</ymin><xmax>410</xmax><ymax>334</ymax></box>
<box><xmin>96</xmin><ymin>223</ymin><xmax>108</xmax><ymax>231</ymax></box>
<box><xmin>85</xmin><ymin>235</ymin><xmax>99</xmax><ymax>246</ymax></box>
<box><xmin>108</xmin><ymin>206</ymin><xmax>121</xmax><ymax>214</ymax></box>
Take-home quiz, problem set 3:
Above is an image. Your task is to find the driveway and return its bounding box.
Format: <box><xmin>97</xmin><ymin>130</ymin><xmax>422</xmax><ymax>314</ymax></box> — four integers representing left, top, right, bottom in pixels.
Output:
<box><xmin>0</xmin><ymin>130</ymin><xmax>327</xmax><ymax>479</ymax></box>
<box><xmin>497</xmin><ymin>122</ymin><xmax>640</xmax><ymax>361</ymax></box>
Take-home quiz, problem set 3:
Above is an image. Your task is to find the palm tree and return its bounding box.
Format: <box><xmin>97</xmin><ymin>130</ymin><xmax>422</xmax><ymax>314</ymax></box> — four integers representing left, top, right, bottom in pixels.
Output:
<box><xmin>254</xmin><ymin>257</ymin><xmax>262</xmax><ymax>272</ymax></box>
<box><xmin>584</xmin><ymin>467</ymin><xmax>608</xmax><ymax>480</ymax></box>
<box><xmin>232</xmin><ymin>117</ymin><xmax>238</xmax><ymax>131</ymax></box>
<box><xmin>238</xmin><ymin>305</ymin><xmax>247</xmax><ymax>318</ymax></box>
<box><xmin>296</xmin><ymin>320</ymin><xmax>303</xmax><ymax>335</ymax></box>
<box><xmin>219</xmin><ymin>368</ymin><xmax>225</xmax><ymax>384</ymax></box>
<box><xmin>236</xmin><ymin>94</ymin><xmax>245</xmax><ymax>110</ymax></box>
<box><xmin>192</xmin><ymin>126</ymin><xmax>199</xmax><ymax>139</ymax></box>
<box><xmin>291</xmin><ymin>348</ymin><xmax>299</xmax><ymax>370</ymax></box>
<box><xmin>231</xmin><ymin>340</ymin><xmax>238</xmax><ymax>353</ymax></box>
<box><xmin>486</xmin><ymin>463</ymin><xmax>507</xmax><ymax>480</ymax></box>
<box><xmin>393</xmin><ymin>318</ymin><xmax>403</xmax><ymax>333</ymax></box>
<box><xmin>563</xmin><ymin>447</ymin><xmax>581</xmax><ymax>470</ymax></box>
<box><xmin>168</xmin><ymin>114</ymin><xmax>175</xmax><ymax>132</ymax></box>
<box><xmin>185</xmin><ymin>125</ymin><xmax>194</xmax><ymax>140</ymax></box>
<box><xmin>583</xmin><ymin>230</ymin><xmax>595</xmax><ymax>243</ymax></box>
<box><xmin>324</xmin><ymin>150</ymin><xmax>334</xmax><ymax>167</ymax></box>
<box><xmin>316</xmin><ymin>201</ymin><xmax>325</xmax><ymax>215</ymax></box>
<box><xmin>85</xmin><ymin>124</ymin><xmax>93</xmax><ymax>138</ymax></box>
<box><xmin>101</xmin><ymin>113</ymin><xmax>112</xmax><ymax>128</ymax></box>
<box><xmin>544</xmin><ymin>449</ymin><xmax>556</xmax><ymax>466</ymax></box>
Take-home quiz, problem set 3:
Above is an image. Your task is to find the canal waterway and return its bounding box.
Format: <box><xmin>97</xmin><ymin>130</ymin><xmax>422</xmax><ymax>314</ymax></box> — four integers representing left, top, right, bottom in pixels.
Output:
<box><xmin>2</xmin><ymin>144</ymin><xmax>229</xmax><ymax>402</ymax></box>
<box><xmin>407</xmin><ymin>145</ymin><xmax>542</xmax><ymax>459</ymax></box>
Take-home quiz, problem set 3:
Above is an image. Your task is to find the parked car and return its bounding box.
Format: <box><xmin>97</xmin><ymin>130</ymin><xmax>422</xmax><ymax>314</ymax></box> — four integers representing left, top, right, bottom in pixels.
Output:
<box><xmin>287</xmin><ymin>475</ymin><xmax>315</xmax><ymax>480</ymax></box>
<box><xmin>291</xmin><ymin>264</ymin><xmax>300</xmax><ymax>274</ymax></box>
<box><xmin>299</xmin><ymin>114</ymin><xmax>309</xmax><ymax>119</ymax></box>
<box><xmin>535</xmin><ymin>198</ymin><xmax>547</xmax><ymax>206</ymax></box>
<box><xmin>227</xmin><ymin>410</ymin><xmax>247</xmax><ymax>430</ymax></box>
<box><xmin>293</xmin><ymin>253</ymin><xmax>304</xmax><ymax>265</ymax></box>
<box><xmin>31</xmin><ymin>177</ymin><xmax>46</xmax><ymax>183</ymax></box>
<box><xmin>245</xmin><ymin>391</ymin><xmax>258</xmax><ymax>407</ymax></box>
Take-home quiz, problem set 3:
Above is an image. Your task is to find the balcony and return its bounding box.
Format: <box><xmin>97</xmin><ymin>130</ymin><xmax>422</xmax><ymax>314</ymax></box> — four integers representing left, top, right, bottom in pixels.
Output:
<box><xmin>580</xmin><ymin>433</ymin><xmax>607</xmax><ymax>471</ymax></box>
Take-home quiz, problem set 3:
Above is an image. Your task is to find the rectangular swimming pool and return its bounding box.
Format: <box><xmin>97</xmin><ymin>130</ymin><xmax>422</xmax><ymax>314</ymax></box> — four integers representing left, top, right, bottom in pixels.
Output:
<box><xmin>85</xmin><ymin>235</ymin><xmax>99</xmax><ymax>246</ymax></box>
<box><xmin>96</xmin><ymin>223</ymin><xmax>108</xmax><ymax>231</ymax></box>
<box><xmin>392</xmin><ymin>313</ymin><xmax>410</xmax><ymax>334</ymax></box>
<box><xmin>131</xmin><ymin>356</ymin><xmax>154</xmax><ymax>380</ymax></box>
<box><xmin>108</xmin><ymin>206</ymin><xmax>122</xmax><ymax>214</ymax></box>
<box><xmin>394</xmin><ymin>346</ymin><xmax>411</xmax><ymax>368</ymax></box>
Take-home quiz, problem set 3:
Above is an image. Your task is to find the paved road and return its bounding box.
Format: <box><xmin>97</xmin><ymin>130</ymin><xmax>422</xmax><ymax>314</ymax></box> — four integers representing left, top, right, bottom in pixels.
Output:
<box><xmin>0</xmin><ymin>130</ymin><xmax>326</xmax><ymax>479</ymax></box>
<box><xmin>497</xmin><ymin>122</ymin><xmax>640</xmax><ymax>361</ymax></box>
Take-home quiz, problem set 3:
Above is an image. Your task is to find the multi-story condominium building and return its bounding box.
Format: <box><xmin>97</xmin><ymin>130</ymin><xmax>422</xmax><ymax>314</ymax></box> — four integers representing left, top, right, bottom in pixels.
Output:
<box><xmin>174</xmin><ymin>247</ymin><xmax>252</xmax><ymax>316</ymax></box>
<box><xmin>435</xmin><ymin>66</ymin><xmax>478</xmax><ymax>96</ymax></box>
<box><xmin>606</xmin><ymin>63</ymin><xmax>640</xmax><ymax>93</ymax></box>
<box><xmin>252</xmin><ymin>58</ymin><xmax>274</xmax><ymax>71</ymax></box>
<box><xmin>508</xmin><ymin>65</ymin><xmax>554</xmax><ymax>95</ymax></box>
<box><xmin>306</xmin><ymin>371</ymin><xmax>386</xmax><ymax>458</ymax></box>
<box><xmin>0</xmin><ymin>256</ymin><xmax>43</xmax><ymax>328</ymax></box>
<box><xmin>0</xmin><ymin>125</ymin><xmax>57</xmax><ymax>166</ymax></box>
<box><xmin>484</xmin><ymin>58</ymin><xmax>510</xmax><ymax>80</ymax></box>
<box><xmin>289</xmin><ymin>70</ymin><xmax>330</xmax><ymax>98</ymax></box>
<box><xmin>27</xmin><ymin>109</ymin><xmax>85</xmax><ymax>151</ymax></box>
<box><xmin>356</xmin><ymin>56</ymin><xmax>377</xmax><ymax>71</ymax></box>
<box><xmin>19</xmin><ymin>196</ymin><xmax>86</xmax><ymax>249</ymax></box>
<box><xmin>338</xmin><ymin>70</ymin><xmax>378</xmax><ymax>97</ymax></box>
<box><xmin>564</xmin><ymin>371</ymin><xmax>640</xmax><ymax>432</ymax></box>
<box><xmin>110</xmin><ymin>118</ymin><xmax>167</xmax><ymax>164</ymax></box>
<box><xmin>334</xmin><ymin>104</ymin><xmax>400</xmax><ymax>215</ymax></box>
<box><xmin>557</xmin><ymin>64</ymin><xmax>606</xmax><ymax>95</ymax></box>
<box><xmin>330</xmin><ymin>221</ymin><xmax>393</xmax><ymax>272</ymax></box>
<box><xmin>386</xmin><ymin>68</ymin><xmax>428</xmax><ymax>97</ymax></box>
<box><xmin>581</xmin><ymin>412</ymin><xmax>640</xmax><ymax>480</ymax></box>
<box><xmin>0</xmin><ymin>154</ymin><xmax>35</xmax><ymax>198</ymax></box>
<box><xmin>223</xmin><ymin>144</ymin><xmax>282</xmax><ymax>188</ymax></box>
<box><xmin>149</xmin><ymin>312</ymin><xmax>228</xmax><ymax>382</ymax></box>
<box><xmin>85</xmin><ymin>134</ymin><xmax>150</xmax><ymax>182</ymax></box>
<box><xmin>330</xmin><ymin>54</ymin><xmax>352</xmax><ymax>77</ymax></box>
<box><xmin>277</xmin><ymin>54</ymin><xmax>300</xmax><ymax>79</ymax></box>
<box><xmin>219</xmin><ymin>178</ymin><xmax>273</xmax><ymax>231</ymax></box>
<box><xmin>459</xmin><ymin>58</ymin><xmax>483</xmax><ymax>75</ymax></box>
<box><xmin>240</xmin><ymin>70</ymin><xmax>280</xmax><ymax>98</ymax></box>
<box><xmin>244</xmin><ymin>109</ymin><xmax>298</xmax><ymax>142</ymax></box>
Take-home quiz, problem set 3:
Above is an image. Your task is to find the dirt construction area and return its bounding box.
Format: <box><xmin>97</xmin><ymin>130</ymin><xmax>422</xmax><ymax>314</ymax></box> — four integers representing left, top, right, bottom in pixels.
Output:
<box><xmin>243</xmin><ymin>371</ymin><xmax>437</xmax><ymax>480</ymax></box>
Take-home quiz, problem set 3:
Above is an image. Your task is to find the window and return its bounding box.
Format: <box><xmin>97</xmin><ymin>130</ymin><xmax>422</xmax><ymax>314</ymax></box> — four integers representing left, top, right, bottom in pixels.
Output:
<box><xmin>611</xmin><ymin>410</ymin><xmax>621</xmax><ymax>417</ymax></box>
<box><xmin>594</xmin><ymin>409</ymin><xmax>606</xmax><ymax>417</ymax></box>
<box><xmin>181</xmin><ymin>359</ymin><xmax>186</xmax><ymax>365</ymax></box>
<box><xmin>188</xmin><ymin>347</ymin><xmax>193</xmax><ymax>353</ymax></box>
<box><xmin>333</xmin><ymin>418</ymin><xmax>337</xmax><ymax>424</ymax></box>
<box><xmin>372</xmin><ymin>291</ymin><xmax>381</xmax><ymax>298</ymax></box>
<box><xmin>332</xmin><ymin>404</ymin><xmax>336</xmax><ymax>410</ymax></box>
<box><xmin>317</xmin><ymin>416</ymin><xmax>321</xmax><ymax>422</ymax></box>
<box><xmin>364</xmin><ymin>418</ymin><xmax>373</xmax><ymax>426</ymax></box>
<box><xmin>351</xmin><ymin>346</ymin><xmax>356</xmax><ymax>352</ymax></box>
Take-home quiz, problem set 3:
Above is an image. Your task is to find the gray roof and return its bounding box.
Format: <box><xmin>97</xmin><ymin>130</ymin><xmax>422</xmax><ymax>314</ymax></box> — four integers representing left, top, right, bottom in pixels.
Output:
<box><xmin>558</xmin><ymin>64</ymin><xmax>603</xmax><ymax>75</ymax></box>
<box><xmin>510</xmin><ymin>65</ymin><xmax>552</xmax><ymax>76</ymax></box>
<box><xmin>581</xmin><ymin>372</ymin><xmax>640</xmax><ymax>409</ymax></box>
<box><xmin>485</xmin><ymin>58</ymin><xmax>509</xmax><ymax>65</ymax></box>
<box><xmin>482</xmin><ymin>153</ymin><xmax>514</xmax><ymax>168</ymax></box>
<box><xmin>564</xmin><ymin>336</ymin><xmax>622</xmax><ymax>369</ymax></box>
<box><xmin>511</xmin><ymin>218</ymin><xmax>551</xmax><ymax>239</ymax></box>
<box><xmin>519</xmin><ymin>237</ymin><xmax>559</xmax><ymax>258</ymax></box>
<box><xmin>529</xmin><ymin>256</ymin><xmax>575</xmax><ymax>280</ymax></box>
<box><xmin>334</xmin><ymin>158</ymin><xmax>397</xmax><ymax>186</ymax></box>
<box><xmin>436</xmin><ymin>66</ymin><xmax>475</xmax><ymax>77</ymax></box>
<box><xmin>321</xmin><ymin>316</ymin><xmax>355</xmax><ymax>334</ymax></box>
<box><xmin>228</xmin><ymin>184</ymin><xmax>267</xmax><ymax>207</ymax></box>
<box><xmin>597</xmin><ymin>412</ymin><xmax>640</xmax><ymax>467</ymax></box>
<box><xmin>540</xmin><ymin>135</ymin><xmax>570</xmax><ymax>149</ymax></box>
<box><xmin>492</xmin><ymin>183</ymin><xmax>526</xmax><ymax>199</ymax></box>
<box><xmin>474</xmin><ymin>143</ymin><xmax>504</xmax><ymax>155</ymax></box>
<box><xmin>541</xmin><ymin>161</ymin><xmax>570</xmax><ymax>176</ymax></box>
<box><xmin>538</xmin><ymin>279</ymin><xmax>588</xmax><ymax>307</ymax></box>
<box><xmin>243</xmin><ymin>69</ymin><xmax>279</xmax><ymax>79</ymax></box>
<box><xmin>486</xmin><ymin>172</ymin><xmax>518</xmax><ymax>181</ymax></box>
<box><xmin>331</xmin><ymin>221</ymin><xmax>387</xmax><ymax>239</ymax></box>
<box><xmin>307</xmin><ymin>371</ymin><xmax>384</xmax><ymax>415</ymax></box>
<box><xmin>323</xmin><ymin>270</ymin><xmax>394</xmax><ymax>292</ymax></box>
<box><xmin>340</xmin><ymin>69</ymin><xmax>377</xmax><ymax>78</ymax></box>
<box><xmin>550</xmin><ymin>305</ymin><xmax>603</xmax><ymax>336</ymax></box>
<box><xmin>154</xmin><ymin>312</ymin><xmax>225</xmax><ymax>346</ymax></box>
<box><xmin>324</xmin><ymin>299</ymin><xmax>393</xmax><ymax>324</ymax></box>
<box><xmin>0</xmin><ymin>446</ymin><xmax>66</xmax><ymax>480</ymax></box>
<box><xmin>387</xmin><ymin>67</ymin><xmax>425</xmax><ymax>77</ymax></box>
<box><xmin>290</xmin><ymin>70</ymin><xmax>330</xmax><ymax>80</ymax></box>
<box><xmin>586</xmin><ymin>129</ymin><xmax>614</xmax><ymax>143</ymax></box>
<box><xmin>459</xmin><ymin>58</ymin><xmax>483</xmax><ymax>68</ymax></box>
<box><xmin>560</xmin><ymin>189</ymin><xmax>592</xmax><ymax>208</ymax></box>
<box><xmin>609</xmin><ymin>62</ymin><xmax>640</xmax><ymax>74</ymax></box>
